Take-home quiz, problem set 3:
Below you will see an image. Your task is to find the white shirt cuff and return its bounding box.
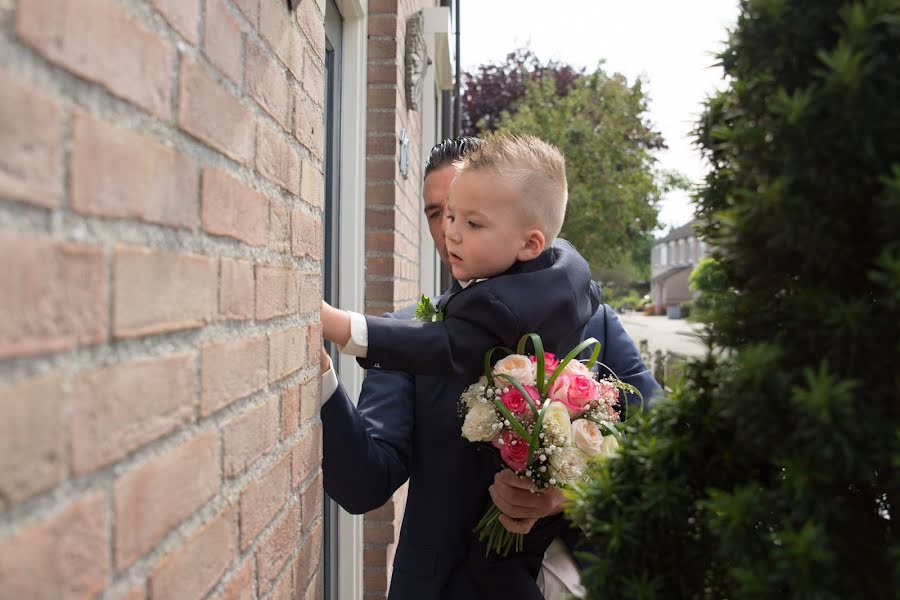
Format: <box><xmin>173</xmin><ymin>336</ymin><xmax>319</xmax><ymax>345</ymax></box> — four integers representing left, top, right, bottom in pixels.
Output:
<box><xmin>338</xmin><ymin>311</ymin><xmax>369</xmax><ymax>358</ymax></box>
<box><xmin>320</xmin><ymin>354</ymin><xmax>339</xmax><ymax>403</ymax></box>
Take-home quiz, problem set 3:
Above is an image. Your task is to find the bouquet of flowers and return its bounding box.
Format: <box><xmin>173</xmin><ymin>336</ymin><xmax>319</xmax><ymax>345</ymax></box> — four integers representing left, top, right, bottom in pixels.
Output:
<box><xmin>459</xmin><ymin>333</ymin><xmax>639</xmax><ymax>556</ymax></box>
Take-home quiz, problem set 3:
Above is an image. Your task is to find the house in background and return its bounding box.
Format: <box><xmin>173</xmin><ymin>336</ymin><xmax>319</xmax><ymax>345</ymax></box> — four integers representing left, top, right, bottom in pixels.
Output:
<box><xmin>650</xmin><ymin>220</ymin><xmax>708</xmax><ymax>317</ymax></box>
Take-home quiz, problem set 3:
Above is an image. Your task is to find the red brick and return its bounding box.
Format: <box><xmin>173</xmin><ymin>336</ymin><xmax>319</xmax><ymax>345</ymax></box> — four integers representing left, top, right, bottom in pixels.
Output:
<box><xmin>219</xmin><ymin>258</ymin><xmax>255</xmax><ymax>320</ymax></box>
<box><xmin>292</xmin><ymin>522</ymin><xmax>322</xmax><ymax>592</ymax></box>
<box><xmin>300</xmin><ymin>473</ymin><xmax>322</xmax><ymax>532</ymax></box>
<box><xmin>256</xmin><ymin>264</ymin><xmax>299</xmax><ymax>320</ymax></box>
<box><xmin>179</xmin><ymin>58</ymin><xmax>255</xmax><ymax>164</ymax></box>
<box><xmin>239</xmin><ymin>453</ymin><xmax>291</xmax><ymax>549</ymax></box>
<box><xmin>367</xmin><ymin>63</ymin><xmax>398</xmax><ymax>85</ymax></box>
<box><xmin>150</xmin><ymin>0</ymin><xmax>200</xmax><ymax>44</ymax></box>
<box><xmin>246</xmin><ymin>40</ymin><xmax>290</xmax><ymax>129</ymax></box>
<box><xmin>367</xmin><ymin>110</ymin><xmax>397</xmax><ymax>135</ymax></box>
<box><xmin>269</xmin><ymin>200</ymin><xmax>291</xmax><ymax>253</ymax></box>
<box><xmin>17</xmin><ymin>0</ymin><xmax>172</xmax><ymax>118</ymax></box>
<box><xmin>0</xmin><ymin>73</ymin><xmax>62</xmax><ymax>208</ymax></box>
<box><xmin>294</xmin><ymin>94</ymin><xmax>324</xmax><ymax>159</ymax></box>
<box><xmin>300</xmin><ymin>159</ymin><xmax>324</xmax><ymax>209</ymax></box>
<box><xmin>223</xmin><ymin>395</ymin><xmax>279</xmax><ymax>477</ymax></box>
<box><xmin>200</xmin><ymin>335</ymin><xmax>268</xmax><ymax>416</ymax></box>
<box><xmin>258</xmin><ymin>0</ymin><xmax>303</xmax><ymax>79</ymax></box>
<box><xmin>363</xmin><ymin>547</ymin><xmax>387</xmax><ymax>567</ymax></box>
<box><xmin>299</xmin><ymin>376</ymin><xmax>321</xmax><ymax>426</ymax></box>
<box><xmin>113</xmin><ymin>246</ymin><xmax>217</xmax><ymax>338</ymax></box>
<box><xmin>366</xmin><ymin>156</ymin><xmax>395</xmax><ymax>180</ymax></box>
<box><xmin>201</xmin><ymin>167</ymin><xmax>268</xmax><ymax>246</ymax></box>
<box><xmin>367</xmin><ymin>133</ymin><xmax>397</xmax><ymax>155</ymax></box>
<box><xmin>0</xmin><ymin>375</ymin><xmax>63</xmax><ymax>509</ymax></box>
<box><xmin>302</xmin><ymin>51</ymin><xmax>324</xmax><ymax>107</ymax></box>
<box><xmin>269</xmin><ymin>326</ymin><xmax>306</xmax><ymax>383</ymax></box>
<box><xmin>71</xmin><ymin>353</ymin><xmax>195</xmax><ymax>475</ymax></box>
<box><xmin>367</xmin><ymin>87</ymin><xmax>400</xmax><ymax>110</ymax></box>
<box><xmin>368</xmin><ymin>0</ymin><xmax>398</xmax><ymax>13</ymax></box>
<box><xmin>291</xmin><ymin>210</ymin><xmax>323</xmax><ymax>260</ymax></box>
<box><xmin>280</xmin><ymin>385</ymin><xmax>299</xmax><ymax>440</ymax></box>
<box><xmin>0</xmin><ymin>236</ymin><xmax>105</xmax><ymax>359</ymax></box>
<box><xmin>256</xmin><ymin>123</ymin><xmax>300</xmax><ymax>194</ymax></box>
<box><xmin>256</xmin><ymin>501</ymin><xmax>300</xmax><ymax>594</ymax></box>
<box><xmin>365</xmin><ymin>180</ymin><xmax>396</xmax><ymax>204</ymax></box>
<box><xmin>114</xmin><ymin>431</ymin><xmax>219</xmax><ymax>568</ymax></box>
<box><xmin>291</xmin><ymin>425</ymin><xmax>321</xmax><ymax>488</ymax></box>
<box><xmin>269</xmin><ymin>568</ymin><xmax>292</xmax><ymax>600</ymax></box>
<box><xmin>215</xmin><ymin>558</ymin><xmax>253</xmax><ymax>600</ymax></box>
<box><xmin>367</xmin><ymin>38</ymin><xmax>397</xmax><ymax>61</ymax></box>
<box><xmin>368</xmin><ymin>14</ymin><xmax>398</xmax><ymax>37</ymax></box>
<box><xmin>0</xmin><ymin>492</ymin><xmax>108</xmax><ymax>599</ymax></box>
<box><xmin>150</xmin><ymin>506</ymin><xmax>237</xmax><ymax>600</ymax></box>
<box><xmin>363</xmin><ymin>568</ymin><xmax>388</xmax><ymax>593</ymax></box>
<box><xmin>204</xmin><ymin>0</ymin><xmax>243</xmax><ymax>84</ymax></box>
<box><xmin>295</xmin><ymin>0</ymin><xmax>325</xmax><ymax>61</ymax></box>
<box><xmin>364</xmin><ymin>521</ymin><xmax>396</xmax><ymax>545</ymax></box>
<box><xmin>297</xmin><ymin>272</ymin><xmax>321</xmax><ymax>315</ymax></box>
<box><xmin>306</xmin><ymin>323</ymin><xmax>322</xmax><ymax>371</ymax></box>
<box><xmin>71</xmin><ymin>111</ymin><xmax>198</xmax><ymax>228</ymax></box>
<box><xmin>302</xmin><ymin>571</ymin><xmax>323</xmax><ymax>600</ymax></box>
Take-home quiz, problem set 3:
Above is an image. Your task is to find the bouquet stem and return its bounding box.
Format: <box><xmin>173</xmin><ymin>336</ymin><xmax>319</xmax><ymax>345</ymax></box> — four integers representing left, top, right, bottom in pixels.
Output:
<box><xmin>473</xmin><ymin>503</ymin><xmax>524</xmax><ymax>557</ymax></box>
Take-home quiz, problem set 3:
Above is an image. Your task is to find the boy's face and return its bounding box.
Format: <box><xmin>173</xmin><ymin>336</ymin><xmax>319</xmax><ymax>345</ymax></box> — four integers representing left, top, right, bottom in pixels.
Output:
<box><xmin>445</xmin><ymin>172</ymin><xmax>541</xmax><ymax>281</ymax></box>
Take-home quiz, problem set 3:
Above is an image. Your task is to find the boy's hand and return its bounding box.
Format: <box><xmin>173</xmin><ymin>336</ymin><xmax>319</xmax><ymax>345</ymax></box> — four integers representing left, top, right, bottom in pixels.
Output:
<box><xmin>489</xmin><ymin>469</ymin><xmax>564</xmax><ymax>534</ymax></box>
<box><xmin>320</xmin><ymin>300</ymin><xmax>351</xmax><ymax>347</ymax></box>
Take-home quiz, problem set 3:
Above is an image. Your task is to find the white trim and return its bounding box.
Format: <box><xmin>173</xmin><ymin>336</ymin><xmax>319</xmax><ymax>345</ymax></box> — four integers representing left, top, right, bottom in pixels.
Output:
<box><xmin>332</xmin><ymin>1</ymin><xmax>366</xmax><ymax>598</ymax></box>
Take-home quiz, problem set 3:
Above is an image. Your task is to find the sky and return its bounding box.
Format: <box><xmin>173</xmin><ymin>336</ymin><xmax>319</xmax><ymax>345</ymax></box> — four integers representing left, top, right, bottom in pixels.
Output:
<box><xmin>460</xmin><ymin>0</ymin><xmax>740</xmax><ymax>232</ymax></box>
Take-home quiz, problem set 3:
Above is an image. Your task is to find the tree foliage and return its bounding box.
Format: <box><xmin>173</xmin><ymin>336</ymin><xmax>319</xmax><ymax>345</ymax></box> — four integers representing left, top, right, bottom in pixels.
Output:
<box><xmin>568</xmin><ymin>0</ymin><xmax>900</xmax><ymax>597</ymax></box>
<box><xmin>496</xmin><ymin>70</ymin><xmax>672</xmax><ymax>272</ymax></box>
<box><xmin>460</xmin><ymin>48</ymin><xmax>583</xmax><ymax>136</ymax></box>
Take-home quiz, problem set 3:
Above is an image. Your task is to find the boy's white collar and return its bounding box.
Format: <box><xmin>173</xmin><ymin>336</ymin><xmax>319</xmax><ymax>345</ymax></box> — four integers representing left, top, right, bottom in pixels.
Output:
<box><xmin>457</xmin><ymin>278</ymin><xmax>488</xmax><ymax>289</ymax></box>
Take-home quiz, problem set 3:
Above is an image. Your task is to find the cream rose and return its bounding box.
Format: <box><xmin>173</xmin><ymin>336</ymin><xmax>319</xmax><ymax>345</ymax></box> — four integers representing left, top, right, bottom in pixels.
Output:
<box><xmin>461</xmin><ymin>402</ymin><xmax>497</xmax><ymax>442</ymax></box>
<box><xmin>548</xmin><ymin>446</ymin><xmax>587</xmax><ymax>485</ymax></box>
<box><xmin>600</xmin><ymin>434</ymin><xmax>620</xmax><ymax>457</ymax></box>
<box><xmin>562</xmin><ymin>359</ymin><xmax>593</xmax><ymax>377</ymax></box>
<box><xmin>570</xmin><ymin>419</ymin><xmax>606</xmax><ymax>457</ymax></box>
<box><xmin>541</xmin><ymin>401</ymin><xmax>572</xmax><ymax>447</ymax></box>
<box><xmin>493</xmin><ymin>354</ymin><xmax>536</xmax><ymax>387</ymax></box>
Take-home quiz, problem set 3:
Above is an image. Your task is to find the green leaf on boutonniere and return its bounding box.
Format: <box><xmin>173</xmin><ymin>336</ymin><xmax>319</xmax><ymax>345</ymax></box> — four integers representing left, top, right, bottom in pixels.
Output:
<box><xmin>413</xmin><ymin>294</ymin><xmax>443</xmax><ymax>322</ymax></box>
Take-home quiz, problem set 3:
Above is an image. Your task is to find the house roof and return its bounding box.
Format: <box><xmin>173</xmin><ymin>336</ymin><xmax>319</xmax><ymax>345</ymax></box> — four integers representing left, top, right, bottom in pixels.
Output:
<box><xmin>651</xmin><ymin>264</ymin><xmax>692</xmax><ymax>283</ymax></box>
<box><xmin>654</xmin><ymin>219</ymin><xmax>700</xmax><ymax>245</ymax></box>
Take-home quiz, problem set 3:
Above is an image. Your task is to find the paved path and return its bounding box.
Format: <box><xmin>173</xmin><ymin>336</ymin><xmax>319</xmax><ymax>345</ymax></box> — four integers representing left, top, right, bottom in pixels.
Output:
<box><xmin>616</xmin><ymin>312</ymin><xmax>707</xmax><ymax>358</ymax></box>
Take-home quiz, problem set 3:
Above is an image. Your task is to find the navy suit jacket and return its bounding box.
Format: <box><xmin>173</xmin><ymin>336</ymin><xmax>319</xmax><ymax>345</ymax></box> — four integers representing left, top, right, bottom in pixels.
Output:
<box><xmin>322</xmin><ymin>299</ymin><xmax>661</xmax><ymax>598</ymax></box>
<box><xmin>358</xmin><ymin>239</ymin><xmax>601</xmax><ymax>380</ymax></box>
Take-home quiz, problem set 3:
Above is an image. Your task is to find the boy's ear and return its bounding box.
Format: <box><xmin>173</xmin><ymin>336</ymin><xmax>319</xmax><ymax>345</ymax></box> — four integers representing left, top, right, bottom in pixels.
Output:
<box><xmin>517</xmin><ymin>230</ymin><xmax>546</xmax><ymax>262</ymax></box>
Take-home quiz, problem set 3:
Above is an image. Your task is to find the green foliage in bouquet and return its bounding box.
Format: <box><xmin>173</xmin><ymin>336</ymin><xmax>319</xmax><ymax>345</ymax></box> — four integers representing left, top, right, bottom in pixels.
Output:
<box><xmin>413</xmin><ymin>294</ymin><xmax>443</xmax><ymax>322</ymax></box>
<box><xmin>567</xmin><ymin>1</ymin><xmax>900</xmax><ymax>597</ymax></box>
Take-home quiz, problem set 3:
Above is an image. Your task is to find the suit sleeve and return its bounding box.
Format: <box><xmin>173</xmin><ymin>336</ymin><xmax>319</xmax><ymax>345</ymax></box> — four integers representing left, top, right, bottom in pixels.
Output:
<box><xmin>358</xmin><ymin>290</ymin><xmax>518</xmax><ymax>380</ymax></box>
<box><xmin>591</xmin><ymin>305</ymin><xmax>662</xmax><ymax>408</ymax></box>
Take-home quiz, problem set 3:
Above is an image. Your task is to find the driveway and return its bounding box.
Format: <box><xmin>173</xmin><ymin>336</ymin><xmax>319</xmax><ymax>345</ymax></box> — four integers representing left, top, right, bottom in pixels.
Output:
<box><xmin>615</xmin><ymin>312</ymin><xmax>707</xmax><ymax>358</ymax></box>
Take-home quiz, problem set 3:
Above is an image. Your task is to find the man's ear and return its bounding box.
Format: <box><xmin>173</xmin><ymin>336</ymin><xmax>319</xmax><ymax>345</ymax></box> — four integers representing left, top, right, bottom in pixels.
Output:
<box><xmin>516</xmin><ymin>230</ymin><xmax>546</xmax><ymax>262</ymax></box>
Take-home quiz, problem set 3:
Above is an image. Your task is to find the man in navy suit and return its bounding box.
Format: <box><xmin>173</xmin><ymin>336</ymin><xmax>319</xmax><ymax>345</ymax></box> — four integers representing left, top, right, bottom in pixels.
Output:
<box><xmin>320</xmin><ymin>138</ymin><xmax>661</xmax><ymax>598</ymax></box>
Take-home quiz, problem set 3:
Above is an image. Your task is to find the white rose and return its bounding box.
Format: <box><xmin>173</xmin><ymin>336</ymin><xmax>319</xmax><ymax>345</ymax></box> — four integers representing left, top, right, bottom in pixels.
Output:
<box><xmin>562</xmin><ymin>359</ymin><xmax>593</xmax><ymax>377</ymax></box>
<box><xmin>461</xmin><ymin>376</ymin><xmax>490</xmax><ymax>408</ymax></box>
<box><xmin>540</xmin><ymin>401</ymin><xmax>572</xmax><ymax>447</ymax></box>
<box><xmin>600</xmin><ymin>434</ymin><xmax>620</xmax><ymax>457</ymax></box>
<box><xmin>461</xmin><ymin>402</ymin><xmax>497</xmax><ymax>442</ymax></box>
<box><xmin>548</xmin><ymin>446</ymin><xmax>587</xmax><ymax>486</ymax></box>
<box><xmin>493</xmin><ymin>354</ymin><xmax>536</xmax><ymax>387</ymax></box>
<box><xmin>570</xmin><ymin>419</ymin><xmax>606</xmax><ymax>458</ymax></box>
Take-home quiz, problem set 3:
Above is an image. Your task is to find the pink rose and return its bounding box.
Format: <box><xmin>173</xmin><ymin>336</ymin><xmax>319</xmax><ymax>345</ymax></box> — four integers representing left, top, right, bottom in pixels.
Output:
<box><xmin>492</xmin><ymin>430</ymin><xmax>530</xmax><ymax>472</ymax></box>
<box><xmin>529</xmin><ymin>352</ymin><xmax>561</xmax><ymax>372</ymax></box>
<box><xmin>499</xmin><ymin>385</ymin><xmax>539</xmax><ymax>416</ymax></box>
<box><xmin>549</xmin><ymin>374</ymin><xmax>599</xmax><ymax>417</ymax></box>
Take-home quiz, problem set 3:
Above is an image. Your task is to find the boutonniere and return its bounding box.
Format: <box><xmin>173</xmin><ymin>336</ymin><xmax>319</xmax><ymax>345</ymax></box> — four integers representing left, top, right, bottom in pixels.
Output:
<box><xmin>414</xmin><ymin>295</ymin><xmax>443</xmax><ymax>322</ymax></box>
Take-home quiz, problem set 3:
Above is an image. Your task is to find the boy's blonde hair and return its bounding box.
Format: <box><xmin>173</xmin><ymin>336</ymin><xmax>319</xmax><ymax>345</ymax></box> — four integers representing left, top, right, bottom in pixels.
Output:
<box><xmin>456</xmin><ymin>132</ymin><xmax>567</xmax><ymax>244</ymax></box>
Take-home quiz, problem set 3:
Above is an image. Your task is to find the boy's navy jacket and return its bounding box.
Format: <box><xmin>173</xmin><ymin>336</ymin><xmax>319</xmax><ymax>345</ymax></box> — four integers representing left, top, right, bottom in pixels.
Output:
<box><xmin>357</xmin><ymin>238</ymin><xmax>602</xmax><ymax>380</ymax></box>
<box><xmin>322</xmin><ymin>238</ymin><xmax>663</xmax><ymax>598</ymax></box>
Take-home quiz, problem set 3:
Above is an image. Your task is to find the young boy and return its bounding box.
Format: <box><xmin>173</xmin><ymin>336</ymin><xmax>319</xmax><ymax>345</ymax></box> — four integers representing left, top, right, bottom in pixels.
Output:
<box><xmin>321</xmin><ymin>132</ymin><xmax>600</xmax><ymax>597</ymax></box>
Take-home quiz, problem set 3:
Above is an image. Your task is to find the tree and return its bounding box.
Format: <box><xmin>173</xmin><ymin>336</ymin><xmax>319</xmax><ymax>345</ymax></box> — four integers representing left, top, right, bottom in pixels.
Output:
<box><xmin>461</xmin><ymin>48</ymin><xmax>583</xmax><ymax>136</ymax></box>
<box><xmin>568</xmin><ymin>0</ymin><xmax>900</xmax><ymax>597</ymax></box>
<box><xmin>497</xmin><ymin>70</ymin><xmax>674</xmax><ymax>273</ymax></box>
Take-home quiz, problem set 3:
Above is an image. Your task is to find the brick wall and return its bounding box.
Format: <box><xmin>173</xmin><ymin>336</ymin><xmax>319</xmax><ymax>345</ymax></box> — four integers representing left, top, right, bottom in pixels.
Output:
<box><xmin>0</xmin><ymin>0</ymin><xmax>326</xmax><ymax>598</ymax></box>
<box><xmin>362</xmin><ymin>0</ymin><xmax>437</xmax><ymax>595</ymax></box>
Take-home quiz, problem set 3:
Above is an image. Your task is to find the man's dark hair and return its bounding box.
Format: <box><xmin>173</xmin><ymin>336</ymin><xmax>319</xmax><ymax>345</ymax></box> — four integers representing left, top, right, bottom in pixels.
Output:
<box><xmin>424</xmin><ymin>137</ymin><xmax>483</xmax><ymax>177</ymax></box>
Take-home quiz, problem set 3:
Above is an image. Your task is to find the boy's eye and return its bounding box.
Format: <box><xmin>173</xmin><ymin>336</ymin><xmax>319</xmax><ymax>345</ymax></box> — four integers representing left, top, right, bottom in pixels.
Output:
<box><xmin>467</xmin><ymin>220</ymin><xmax>482</xmax><ymax>229</ymax></box>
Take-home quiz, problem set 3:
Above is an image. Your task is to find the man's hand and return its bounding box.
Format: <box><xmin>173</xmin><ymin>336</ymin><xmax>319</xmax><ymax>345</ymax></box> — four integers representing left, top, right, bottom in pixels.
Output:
<box><xmin>489</xmin><ymin>469</ymin><xmax>565</xmax><ymax>534</ymax></box>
